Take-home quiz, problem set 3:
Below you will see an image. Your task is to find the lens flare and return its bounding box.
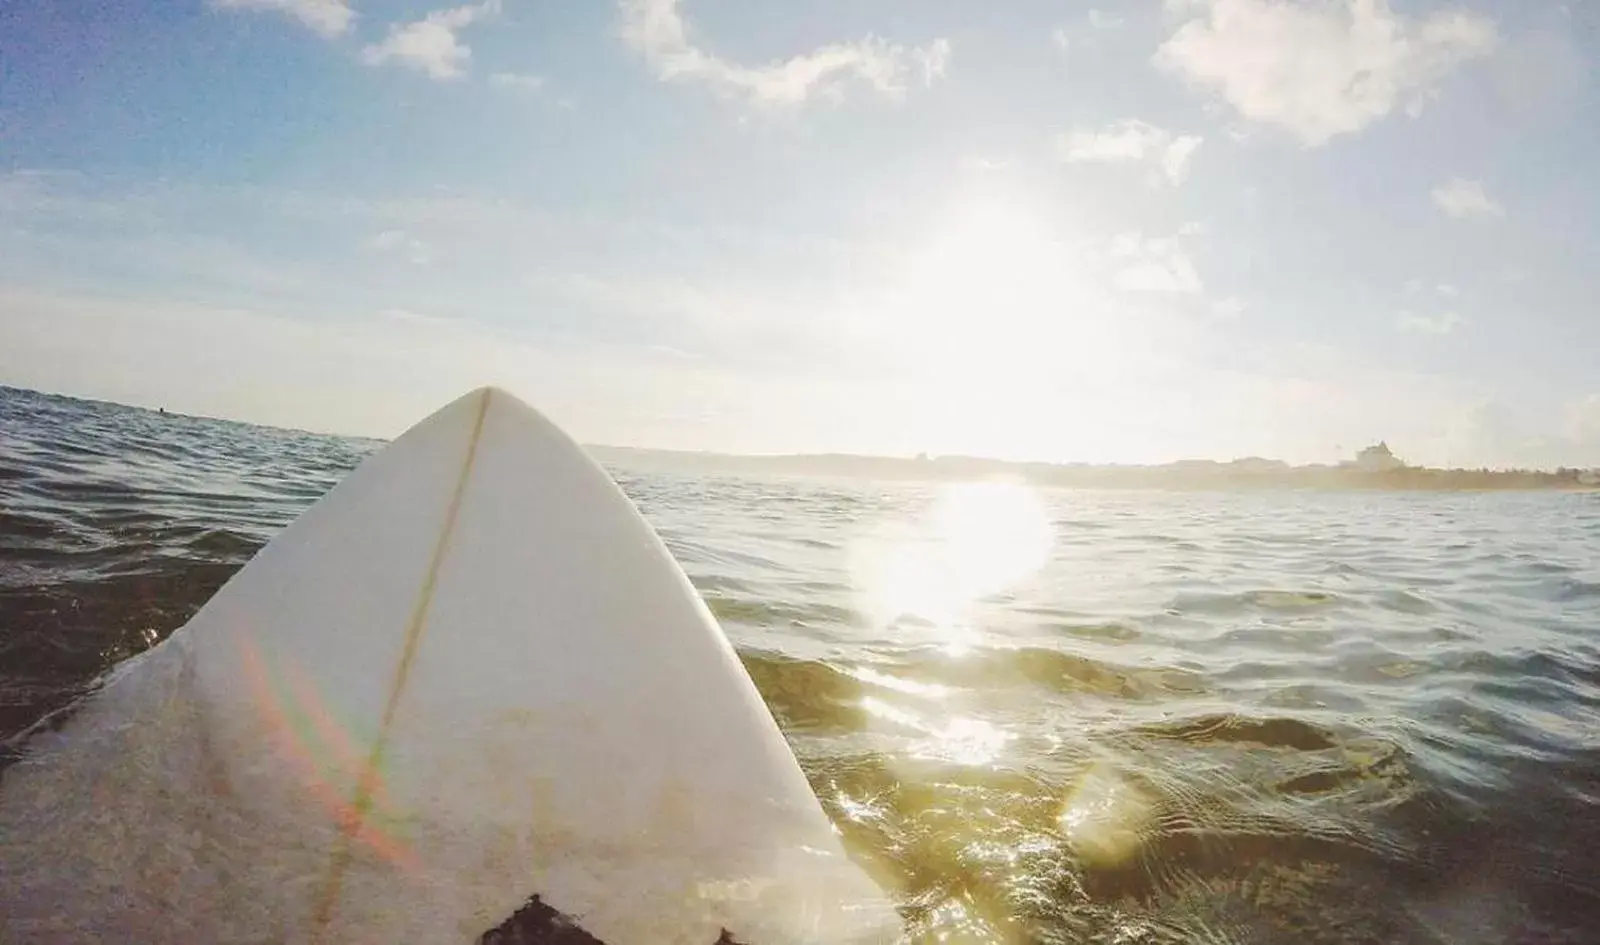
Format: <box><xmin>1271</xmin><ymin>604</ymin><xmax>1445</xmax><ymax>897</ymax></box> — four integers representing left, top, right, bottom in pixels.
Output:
<box><xmin>239</xmin><ymin>636</ymin><xmax>418</xmax><ymax>870</ymax></box>
<box><xmin>1058</xmin><ymin>762</ymin><xmax>1152</xmax><ymax>868</ymax></box>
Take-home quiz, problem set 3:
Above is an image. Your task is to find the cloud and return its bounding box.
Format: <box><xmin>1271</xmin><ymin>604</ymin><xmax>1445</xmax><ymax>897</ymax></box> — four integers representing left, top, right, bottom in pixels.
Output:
<box><xmin>22</xmin><ymin>172</ymin><xmax>1595</xmax><ymax>469</ymax></box>
<box><xmin>1396</xmin><ymin>310</ymin><xmax>1463</xmax><ymax>335</ymax></box>
<box><xmin>1432</xmin><ymin>177</ymin><xmax>1504</xmax><ymax>219</ymax></box>
<box><xmin>619</xmin><ymin>0</ymin><xmax>948</xmax><ymax>107</ymax></box>
<box><xmin>1155</xmin><ymin>0</ymin><xmax>1497</xmax><ymax>146</ymax></box>
<box><xmin>916</xmin><ymin>38</ymin><xmax>952</xmax><ymax>87</ymax></box>
<box><xmin>212</xmin><ymin>0</ymin><xmax>355</xmax><ymax>37</ymax></box>
<box><xmin>1108</xmin><ymin>231</ymin><xmax>1204</xmax><ymax>294</ymax></box>
<box><xmin>490</xmin><ymin>72</ymin><xmax>546</xmax><ymax>92</ymax></box>
<box><xmin>361</xmin><ymin>0</ymin><xmax>500</xmax><ymax>80</ymax></box>
<box><xmin>1054</xmin><ymin>8</ymin><xmax>1127</xmax><ymax>53</ymax></box>
<box><xmin>1058</xmin><ymin>119</ymin><xmax>1203</xmax><ymax>185</ymax></box>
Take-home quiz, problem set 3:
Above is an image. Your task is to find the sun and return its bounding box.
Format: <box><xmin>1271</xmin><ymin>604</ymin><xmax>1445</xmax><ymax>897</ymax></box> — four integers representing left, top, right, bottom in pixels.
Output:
<box><xmin>853</xmin><ymin>192</ymin><xmax>1138</xmax><ymax>461</ymax></box>
<box><xmin>887</xmin><ymin>199</ymin><xmax>1072</xmax><ymax>377</ymax></box>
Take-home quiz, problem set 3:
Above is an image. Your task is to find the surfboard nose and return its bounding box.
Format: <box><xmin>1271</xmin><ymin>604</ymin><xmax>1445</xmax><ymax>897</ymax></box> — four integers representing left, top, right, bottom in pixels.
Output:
<box><xmin>0</xmin><ymin>386</ymin><xmax>904</xmax><ymax>945</ymax></box>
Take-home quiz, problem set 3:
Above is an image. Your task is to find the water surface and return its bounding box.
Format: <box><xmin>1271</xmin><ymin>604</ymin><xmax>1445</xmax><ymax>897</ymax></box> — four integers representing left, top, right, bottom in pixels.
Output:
<box><xmin>3</xmin><ymin>385</ymin><xmax>1598</xmax><ymax>943</ymax></box>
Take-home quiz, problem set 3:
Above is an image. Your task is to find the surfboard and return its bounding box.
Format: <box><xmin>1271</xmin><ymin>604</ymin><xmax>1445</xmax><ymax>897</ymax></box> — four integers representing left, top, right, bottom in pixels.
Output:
<box><xmin>0</xmin><ymin>386</ymin><xmax>902</xmax><ymax>944</ymax></box>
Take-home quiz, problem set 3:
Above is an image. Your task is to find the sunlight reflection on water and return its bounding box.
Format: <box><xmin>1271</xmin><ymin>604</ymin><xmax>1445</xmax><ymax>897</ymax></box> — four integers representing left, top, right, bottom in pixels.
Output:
<box><xmin>852</xmin><ymin>478</ymin><xmax>1055</xmax><ymax>655</ymax></box>
<box><xmin>848</xmin><ymin>479</ymin><xmax>1054</xmax><ymax>771</ymax></box>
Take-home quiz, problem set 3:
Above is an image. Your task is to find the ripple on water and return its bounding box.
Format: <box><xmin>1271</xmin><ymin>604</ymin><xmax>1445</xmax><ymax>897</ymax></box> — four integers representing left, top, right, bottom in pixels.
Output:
<box><xmin>3</xmin><ymin>386</ymin><xmax>1600</xmax><ymax>940</ymax></box>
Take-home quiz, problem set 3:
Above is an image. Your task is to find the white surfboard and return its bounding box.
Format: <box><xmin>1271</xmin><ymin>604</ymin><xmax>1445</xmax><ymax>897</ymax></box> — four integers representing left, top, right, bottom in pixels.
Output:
<box><xmin>0</xmin><ymin>387</ymin><xmax>902</xmax><ymax>944</ymax></box>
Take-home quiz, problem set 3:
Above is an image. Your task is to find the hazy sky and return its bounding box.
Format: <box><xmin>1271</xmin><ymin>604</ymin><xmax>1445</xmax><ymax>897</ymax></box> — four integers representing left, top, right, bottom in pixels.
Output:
<box><xmin>2</xmin><ymin>0</ymin><xmax>1596</xmax><ymax>467</ymax></box>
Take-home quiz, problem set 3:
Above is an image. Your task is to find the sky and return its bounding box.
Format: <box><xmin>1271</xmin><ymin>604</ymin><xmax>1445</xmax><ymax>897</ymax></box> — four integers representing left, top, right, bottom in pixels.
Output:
<box><xmin>1</xmin><ymin>0</ymin><xmax>1597</xmax><ymax>468</ymax></box>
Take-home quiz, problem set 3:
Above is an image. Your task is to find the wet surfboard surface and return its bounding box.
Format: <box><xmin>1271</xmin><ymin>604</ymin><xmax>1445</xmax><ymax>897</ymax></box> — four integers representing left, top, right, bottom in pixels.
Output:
<box><xmin>0</xmin><ymin>386</ymin><xmax>902</xmax><ymax>944</ymax></box>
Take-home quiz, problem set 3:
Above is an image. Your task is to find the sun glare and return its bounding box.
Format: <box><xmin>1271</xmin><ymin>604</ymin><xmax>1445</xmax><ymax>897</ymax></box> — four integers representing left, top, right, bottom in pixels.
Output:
<box><xmin>858</xmin><ymin>697</ymin><xmax>1016</xmax><ymax>767</ymax></box>
<box><xmin>886</xmin><ymin>199</ymin><xmax>1077</xmax><ymax>380</ymax></box>
<box><xmin>843</xmin><ymin>480</ymin><xmax>1052</xmax><ymax>776</ymax></box>
<box><xmin>850</xmin><ymin>191</ymin><xmax>1152</xmax><ymax>463</ymax></box>
<box><xmin>905</xmin><ymin>202</ymin><xmax>1062</xmax><ymax>316</ymax></box>
<box><xmin>853</xmin><ymin>478</ymin><xmax>1055</xmax><ymax>652</ymax></box>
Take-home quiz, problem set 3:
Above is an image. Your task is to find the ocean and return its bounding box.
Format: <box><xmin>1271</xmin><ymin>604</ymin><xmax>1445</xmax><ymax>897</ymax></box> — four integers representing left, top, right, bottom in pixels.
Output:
<box><xmin>2</xmin><ymin>384</ymin><xmax>1598</xmax><ymax>943</ymax></box>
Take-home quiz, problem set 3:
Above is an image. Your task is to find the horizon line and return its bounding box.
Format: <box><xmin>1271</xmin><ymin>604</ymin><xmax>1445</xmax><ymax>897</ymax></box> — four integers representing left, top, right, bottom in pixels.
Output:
<box><xmin>6</xmin><ymin>382</ymin><xmax>1596</xmax><ymax>477</ymax></box>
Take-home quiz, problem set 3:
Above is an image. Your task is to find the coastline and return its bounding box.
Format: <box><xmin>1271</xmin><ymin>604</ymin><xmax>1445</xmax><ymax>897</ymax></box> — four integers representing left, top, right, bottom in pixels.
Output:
<box><xmin>5</xmin><ymin>385</ymin><xmax>1596</xmax><ymax>492</ymax></box>
<box><xmin>591</xmin><ymin>446</ymin><xmax>1600</xmax><ymax>492</ymax></box>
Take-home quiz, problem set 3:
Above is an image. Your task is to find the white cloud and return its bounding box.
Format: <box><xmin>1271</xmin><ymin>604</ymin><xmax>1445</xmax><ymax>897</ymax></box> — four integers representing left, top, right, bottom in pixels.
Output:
<box><xmin>1162</xmin><ymin>137</ymin><xmax>1203</xmax><ymax>183</ymax></box>
<box><xmin>1396</xmin><ymin>310</ymin><xmax>1463</xmax><ymax>335</ymax></box>
<box><xmin>1108</xmin><ymin>231</ymin><xmax>1204</xmax><ymax>294</ymax></box>
<box><xmin>361</xmin><ymin>0</ymin><xmax>500</xmax><ymax>80</ymax></box>
<box><xmin>619</xmin><ymin>0</ymin><xmax>948</xmax><ymax>107</ymax></box>
<box><xmin>1432</xmin><ymin>177</ymin><xmax>1504</xmax><ymax>219</ymax></box>
<box><xmin>1054</xmin><ymin>9</ymin><xmax>1127</xmax><ymax>53</ymax></box>
<box><xmin>916</xmin><ymin>38</ymin><xmax>952</xmax><ymax>87</ymax></box>
<box><xmin>1155</xmin><ymin>0</ymin><xmax>1498</xmax><ymax>146</ymax></box>
<box><xmin>212</xmin><ymin>0</ymin><xmax>355</xmax><ymax>37</ymax></box>
<box><xmin>490</xmin><ymin>72</ymin><xmax>546</xmax><ymax>92</ymax></box>
<box><xmin>1058</xmin><ymin>119</ymin><xmax>1203</xmax><ymax>185</ymax></box>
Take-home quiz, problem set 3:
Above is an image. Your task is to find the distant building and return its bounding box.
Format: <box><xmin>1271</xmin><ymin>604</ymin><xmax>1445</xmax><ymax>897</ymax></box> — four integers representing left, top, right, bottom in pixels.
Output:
<box><xmin>1351</xmin><ymin>441</ymin><xmax>1405</xmax><ymax>472</ymax></box>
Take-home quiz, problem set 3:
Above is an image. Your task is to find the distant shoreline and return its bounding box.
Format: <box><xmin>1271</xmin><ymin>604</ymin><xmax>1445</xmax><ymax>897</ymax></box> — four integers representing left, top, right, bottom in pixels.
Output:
<box><xmin>590</xmin><ymin>445</ymin><xmax>1600</xmax><ymax>492</ymax></box>
<box><xmin>5</xmin><ymin>384</ymin><xmax>1596</xmax><ymax>491</ymax></box>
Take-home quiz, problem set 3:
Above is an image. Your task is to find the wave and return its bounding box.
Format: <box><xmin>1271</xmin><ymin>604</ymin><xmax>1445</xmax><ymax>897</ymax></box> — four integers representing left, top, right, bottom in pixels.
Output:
<box><xmin>4</xmin><ymin>385</ymin><xmax>1600</xmax><ymax>939</ymax></box>
<box><xmin>1166</xmin><ymin>588</ymin><xmax>1345</xmax><ymax>615</ymax></box>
